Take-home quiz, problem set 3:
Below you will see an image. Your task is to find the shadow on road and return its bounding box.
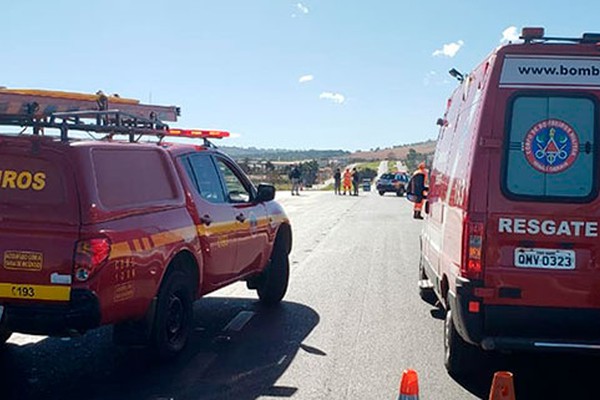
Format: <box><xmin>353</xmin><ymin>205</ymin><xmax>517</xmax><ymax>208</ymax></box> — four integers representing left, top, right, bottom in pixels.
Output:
<box><xmin>1</xmin><ymin>298</ymin><xmax>320</xmax><ymax>400</ymax></box>
<box><xmin>453</xmin><ymin>346</ymin><xmax>600</xmax><ymax>399</ymax></box>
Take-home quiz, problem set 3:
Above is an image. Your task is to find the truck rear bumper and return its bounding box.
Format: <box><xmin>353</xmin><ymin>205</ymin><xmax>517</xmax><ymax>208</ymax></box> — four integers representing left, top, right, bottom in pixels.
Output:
<box><xmin>1</xmin><ymin>289</ymin><xmax>100</xmax><ymax>335</ymax></box>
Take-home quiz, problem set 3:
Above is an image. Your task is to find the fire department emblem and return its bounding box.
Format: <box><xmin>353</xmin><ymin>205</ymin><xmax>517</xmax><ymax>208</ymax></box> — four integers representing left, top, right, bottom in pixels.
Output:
<box><xmin>523</xmin><ymin>119</ymin><xmax>579</xmax><ymax>174</ymax></box>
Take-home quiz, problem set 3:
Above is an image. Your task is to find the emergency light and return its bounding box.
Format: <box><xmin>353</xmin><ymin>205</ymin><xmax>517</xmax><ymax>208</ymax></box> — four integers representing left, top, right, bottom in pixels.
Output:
<box><xmin>521</xmin><ymin>27</ymin><xmax>545</xmax><ymax>42</ymax></box>
<box><xmin>167</xmin><ymin>129</ymin><xmax>230</xmax><ymax>139</ymax></box>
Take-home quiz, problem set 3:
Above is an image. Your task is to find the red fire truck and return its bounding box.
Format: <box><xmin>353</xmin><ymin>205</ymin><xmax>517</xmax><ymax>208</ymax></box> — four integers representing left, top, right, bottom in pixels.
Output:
<box><xmin>419</xmin><ymin>28</ymin><xmax>600</xmax><ymax>375</ymax></box>
<box><xmin>0</xmin><ymin>89</ymin><xmax>292</xmax><ymax>358</ymax></box>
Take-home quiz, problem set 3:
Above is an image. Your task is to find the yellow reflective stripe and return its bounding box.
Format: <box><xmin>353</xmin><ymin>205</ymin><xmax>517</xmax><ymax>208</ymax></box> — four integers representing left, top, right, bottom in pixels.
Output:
<box><xmin>110</xmin><ymin>242</ymin><xmax>133</xmax><ymax>259</ymax></box>
<box><xmin>0</xmin><ymin>283</ymin><xmax>70</xmax><ymax>301</ymax></box>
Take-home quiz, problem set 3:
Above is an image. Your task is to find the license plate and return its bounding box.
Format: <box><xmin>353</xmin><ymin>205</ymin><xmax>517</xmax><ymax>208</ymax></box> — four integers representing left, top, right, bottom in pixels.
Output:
<box><xmin>0</xmin><ymin>283</ymin><xmax>70</xmax><ymax>301</ymax></box>
<box><xmin>514</xmin><ymin>248</ymin><xmax>575</xmax><ymax>270</ymax></box>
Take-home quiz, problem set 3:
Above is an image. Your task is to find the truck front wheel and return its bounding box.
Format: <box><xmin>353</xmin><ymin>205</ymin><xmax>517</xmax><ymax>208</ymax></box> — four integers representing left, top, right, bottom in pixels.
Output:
<box><xmin>257</xmin><ymin>241</ymin><xmax>289</xmax><ymax>306</ymax></box>
<box><xmin>151</xmin><ymin>270</ymin><xmax>194</xmax><ymax>359</ymax></box>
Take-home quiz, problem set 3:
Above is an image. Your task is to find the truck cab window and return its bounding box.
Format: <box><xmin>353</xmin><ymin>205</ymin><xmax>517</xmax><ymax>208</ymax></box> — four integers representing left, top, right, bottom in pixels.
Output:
<box><xmin>215</xmin><ymin>158</ymin><xmax>252</xmax><ymax>203</ymax></box>
<box><xmin>185</xmin><ymin>154</ymin><xmax>226</xmax><ymax>204</ymax></box>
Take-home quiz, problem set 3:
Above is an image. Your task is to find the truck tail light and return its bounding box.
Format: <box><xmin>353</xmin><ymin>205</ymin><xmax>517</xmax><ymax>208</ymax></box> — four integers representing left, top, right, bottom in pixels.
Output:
<box><xmin>74</xmin><ymin>238</ymin><xmax>111</xmax><ymax>282</ymax></box>
<box><xmin>461</xmin><ymin>219</ymin><xmax>484</xmax><ymax>280</ymax></box>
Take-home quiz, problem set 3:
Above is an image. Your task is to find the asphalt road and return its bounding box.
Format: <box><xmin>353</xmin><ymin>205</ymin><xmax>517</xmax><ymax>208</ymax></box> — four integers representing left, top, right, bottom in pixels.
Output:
<box><xmin>2</xmin><ymin>190</ymin><xmax>598</xmax><ymax>399</ymax></box>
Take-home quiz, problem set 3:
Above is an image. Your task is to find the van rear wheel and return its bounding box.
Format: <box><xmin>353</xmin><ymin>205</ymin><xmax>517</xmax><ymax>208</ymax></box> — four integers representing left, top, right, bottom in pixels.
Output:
<box><xmin>444</xmin><ymin>308</ymin><xmax>481</xmax><ymax>377</ymax></box>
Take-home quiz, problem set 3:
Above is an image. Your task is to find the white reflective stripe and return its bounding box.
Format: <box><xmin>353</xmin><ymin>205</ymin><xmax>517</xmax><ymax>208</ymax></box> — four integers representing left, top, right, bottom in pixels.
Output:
<box><xmin>534</xmin><ymin>342</ymin><xmax>600</xmax><ymax>350</ymax></box>
<box><xmin>398</xmin><ymin>395</ymin><xmax>419</xmax><ymax>400</ymax></box>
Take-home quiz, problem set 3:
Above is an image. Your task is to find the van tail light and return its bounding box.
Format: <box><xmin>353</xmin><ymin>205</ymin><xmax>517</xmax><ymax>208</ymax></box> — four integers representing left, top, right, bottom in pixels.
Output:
<box><xmin>461</xmin><ymin>220</ymin><xmax>484</xmax><ymax>280</ymax></box>
<box><xmin>74</xmin><ymin>238</ymin><xmax>111</xmax><ymax>282</ymax></box>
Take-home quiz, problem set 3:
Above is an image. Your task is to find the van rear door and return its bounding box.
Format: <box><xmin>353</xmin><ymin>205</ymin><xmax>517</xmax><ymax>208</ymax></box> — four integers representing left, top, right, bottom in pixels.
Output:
<box><xmin>0</xmin><ymin>137</ymin><xmax>79</xmax><ymax>303</ymax></box>
<box><xmin>485</xmin><ymin>88</ymin><xmax>600</xmax><ymax>312</ymax></box>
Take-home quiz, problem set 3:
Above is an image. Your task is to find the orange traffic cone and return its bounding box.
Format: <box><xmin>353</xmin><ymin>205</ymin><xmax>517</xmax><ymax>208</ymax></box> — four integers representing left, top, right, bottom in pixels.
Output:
<box><xmin>398</xmin><ymin>369</ymin><xmax>419</xmax><ymax>400</ymax></box>
<box><xmin>489</xmin><ymin>371</ymin><xmax>516</xmax><ymax>400</ymax></box>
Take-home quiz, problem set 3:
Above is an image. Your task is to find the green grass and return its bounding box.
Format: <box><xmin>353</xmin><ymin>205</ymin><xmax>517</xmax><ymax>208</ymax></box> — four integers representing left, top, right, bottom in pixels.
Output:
<box><xmin>357</xmin><ymin>161</ymin><xmax>381</xmax><ymax>170</ymax></box>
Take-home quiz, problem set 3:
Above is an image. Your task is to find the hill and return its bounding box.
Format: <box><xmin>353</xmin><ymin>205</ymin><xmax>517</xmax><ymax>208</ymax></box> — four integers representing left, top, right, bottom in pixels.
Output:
<box><xmin>220</xmin><ymin>146</ymin><xmax>349</xmax><ymax>161</ymax></box>
<box><xmin>349</xmin><ymin>140</ymin><xmax>437</xmax><ymax>161</ymax></box>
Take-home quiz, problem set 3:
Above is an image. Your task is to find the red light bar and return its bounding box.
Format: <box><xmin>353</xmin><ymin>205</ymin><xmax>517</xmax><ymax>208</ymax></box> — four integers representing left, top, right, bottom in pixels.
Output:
<box><xmin>521</xmin><ymin>27</ymin><xmax>545</xmax><ymax>40</ymax></box>
<box><xmin>167</xmin><ymin>129</ymin><xmax>230</xmax><ymax>139</ymax></box>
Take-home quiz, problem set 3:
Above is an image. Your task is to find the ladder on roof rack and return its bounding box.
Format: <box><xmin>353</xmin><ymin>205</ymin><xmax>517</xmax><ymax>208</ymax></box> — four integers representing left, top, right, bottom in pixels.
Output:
<box><xmin>0</xmin><ymin>88</ymin><xmax>180</xmax><ymax>142</ymax></box>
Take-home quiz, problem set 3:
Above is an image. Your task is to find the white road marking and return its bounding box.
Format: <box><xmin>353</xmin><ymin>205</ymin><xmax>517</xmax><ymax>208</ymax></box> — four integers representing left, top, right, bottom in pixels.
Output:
<box><xmin>222</xmin><ymin>310</ymin><xmax>256</xmax><ymax>333</ymax></box>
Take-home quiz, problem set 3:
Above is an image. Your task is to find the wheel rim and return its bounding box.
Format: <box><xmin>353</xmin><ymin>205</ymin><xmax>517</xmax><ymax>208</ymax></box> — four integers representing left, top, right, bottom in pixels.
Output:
<box><xmin>166</xmin><ymin>293</ymin><xmax>185</xmax><ymax>344</ymax></box>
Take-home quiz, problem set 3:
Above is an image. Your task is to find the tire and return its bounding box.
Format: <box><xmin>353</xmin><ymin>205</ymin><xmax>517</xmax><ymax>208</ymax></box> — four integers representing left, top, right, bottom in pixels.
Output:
<box><xmin>418</xmin><ymin>256</ymin><xmax>436</xmax><ymax>304</ymax></box>
<box><xmin>150</xmin><ymin>270</ymin><xmax>194</xmax><ymax>359</ymax></box>
<box><xmin>379</xmin><ymin>191</ymin><xmax>385</xmax><ymax>196</ymax></box>
<box><xmin>396</xmin><ymin>187</ymin><xmax>405</xmax><ymax>197</ymax></box>
<box><xmin>444</xmin><ymin>308</ymin><xmax>481</xmax><ymax>377</ymax></box>
<box><xmin>257</xmin><ymin>241</ymin><xmax>289</xmax><ymax>306</ymax></box>
<box><xmin>0</xmin><ymin>326</ymin><xmax>11</xmax><ymax>345</ymax></box>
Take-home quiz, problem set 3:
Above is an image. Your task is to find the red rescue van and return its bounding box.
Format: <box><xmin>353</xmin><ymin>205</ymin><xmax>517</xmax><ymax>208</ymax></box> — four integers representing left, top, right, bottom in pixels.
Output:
<box><xmin>419</xmin><ymin>28</ymin><xmax>600</xmax><ymax>375</ymax></box>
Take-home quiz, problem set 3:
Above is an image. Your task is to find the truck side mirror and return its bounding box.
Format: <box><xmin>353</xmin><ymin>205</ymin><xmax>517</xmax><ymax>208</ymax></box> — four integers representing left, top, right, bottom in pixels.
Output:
<box><xmin>436</xmin><ymin>118</ymin><xmax>446</xmax><ymax>127</ymax></box>
<box><xmin>256</xmin><ymin>183</ymin><xmax>276</xmax><ymax>202</ymax></box>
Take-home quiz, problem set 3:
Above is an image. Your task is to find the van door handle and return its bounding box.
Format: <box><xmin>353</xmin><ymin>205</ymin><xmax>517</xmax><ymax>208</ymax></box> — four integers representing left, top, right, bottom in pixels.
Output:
<box><xmin>236</xmin><ymin>213</ymin><xmax>246</xmax><ymax>223</ymax></box>
<box><xmin>200</xmin><ymin>215</ymin><xmax>212</xmax><ymax>226</ymax></box>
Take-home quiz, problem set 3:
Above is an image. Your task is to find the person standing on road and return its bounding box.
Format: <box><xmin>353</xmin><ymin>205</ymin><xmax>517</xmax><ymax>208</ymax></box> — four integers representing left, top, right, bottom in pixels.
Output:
<box><xmin>407</xmin><ymin>162</ymin><xmax>428</xmax><ymax>219</ymax></box>
<box><xmin>351</xmin><ymin>167</ymin><xmax>360</xmax><ymax>196</ymax></box>
<box><xmin>334</xmin><ymin>168</ymin><xmax>341</xmax><ymax>195</ymax></box>
<box><xmin>289</xmin><ymin>164</ymin><xmax>301</xmax><ymax>196</ymax></box>
<box><xmin>342</xmin><ymin>168</ymin><xmax>352</xmax><ymax>195</ymax></box>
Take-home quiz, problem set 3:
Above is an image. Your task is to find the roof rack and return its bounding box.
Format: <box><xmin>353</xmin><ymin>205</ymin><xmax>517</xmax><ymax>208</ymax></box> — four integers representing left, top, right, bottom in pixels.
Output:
<box><xmin>520</xmin><ymin>27</ymin><xmax>600</xmax><ymax>44</ymax></box>
<box><xmin>0</xmin><ymin>88</ymin><xmax>180</xmax><ymax>142</ymax></box>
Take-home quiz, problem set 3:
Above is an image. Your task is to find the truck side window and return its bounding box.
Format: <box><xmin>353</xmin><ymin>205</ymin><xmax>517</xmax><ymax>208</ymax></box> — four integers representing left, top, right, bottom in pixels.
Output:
<box><xmin>215</xmin><ymin>158</ymin><xmax>252</xmax><ymax>203</ymax></box>
<box><xmin>504</xmin><ymin>95</ymin><xmax>597</xmax><ymax>202</ymax></box>
<box><xmin>186</xmin><ymin>154</ymin><xmax>226</xmax><ymax>204</ymax></box>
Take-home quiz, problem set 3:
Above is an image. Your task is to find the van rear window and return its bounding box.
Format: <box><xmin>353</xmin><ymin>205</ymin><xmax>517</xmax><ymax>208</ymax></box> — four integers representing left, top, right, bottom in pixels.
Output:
<box><xmin>504</xmin><ymin>95</ymin><xmax>597</xmax><ymax>202</ymax></box>
<box><xmin>92</xmin><ymin>149</ymin><xmax>179</xmax><ymax>209</ymax></box>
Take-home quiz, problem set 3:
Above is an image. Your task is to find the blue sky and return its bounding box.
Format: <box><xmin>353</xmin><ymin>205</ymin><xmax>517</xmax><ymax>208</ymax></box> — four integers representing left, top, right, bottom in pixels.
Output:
<box><xmin>3</xmin><ymin>1</ymin><xmax>600</xmax><ymax>151</ymax></box>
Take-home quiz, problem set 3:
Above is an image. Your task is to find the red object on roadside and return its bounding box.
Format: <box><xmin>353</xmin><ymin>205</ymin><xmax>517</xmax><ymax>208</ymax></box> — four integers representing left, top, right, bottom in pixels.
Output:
<box><xmin>398</xmin><ymin>369</ymin><xmax>419</xmax><ymax>400</ymax></box>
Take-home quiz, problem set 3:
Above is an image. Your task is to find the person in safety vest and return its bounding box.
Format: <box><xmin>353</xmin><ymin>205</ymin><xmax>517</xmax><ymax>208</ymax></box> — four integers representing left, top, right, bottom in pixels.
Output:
<box><xmin>407</xmin><ymin>162</ymin><xmax>428</xmax><ymax>219</ymax></box>
<box><xmin>342</xmin><ymin>168</ymin><xmax>352</xmax><ymax>195</ymax></box>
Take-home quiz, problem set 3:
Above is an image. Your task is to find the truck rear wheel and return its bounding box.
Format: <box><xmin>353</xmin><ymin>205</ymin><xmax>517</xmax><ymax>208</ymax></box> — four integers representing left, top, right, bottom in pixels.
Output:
<box><xmin>257</xmin><ymin>241</ymin><xmax>289</xmax><ymax>306</ymax></box>
<box><xmin>0</xmin><ymin>327</ymin><xmax>11</xmax><ymax>345</ymax></box>
<box><xmin>444</xmin><ymin>308</ymin><xmax>480</xmax><ymax>376</ymax></box>
<box><xmin>151</xmin><ymin>270</ymin><xmax>194</xmax><ymax>359</ymax></box>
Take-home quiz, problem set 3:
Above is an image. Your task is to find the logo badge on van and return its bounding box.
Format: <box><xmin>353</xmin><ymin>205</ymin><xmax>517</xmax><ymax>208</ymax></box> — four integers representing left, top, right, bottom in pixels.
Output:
<box><xmin>524</xmin><ymin>119</ymin><xmax>579</xmax><ymax>174</ymax></box>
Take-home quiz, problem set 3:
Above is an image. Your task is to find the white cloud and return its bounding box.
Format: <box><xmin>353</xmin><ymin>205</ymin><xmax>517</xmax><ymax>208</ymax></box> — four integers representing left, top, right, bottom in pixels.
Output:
<box><xmin>432</xmin><ymin>40</ymin><xmax>464</xmax><ymax>58</ymax></box>
<box><xmin>500</xmin><ymin>26</ymin><xmax>520</xmax><ymax>43</ymax></box>
<box><xmin>299</xmin><ymin>74</ymin><xmax>314</xmax><ymax>83</ymax></box>
<box><xmin>319</xmin><ymin>92</ymin><xmax>345</xmax><ymax>104</ymax></box>
<box><xmin>296</xmin><ymin>2</ymin><xmax>309</xmax><ymax>14</ymax></box>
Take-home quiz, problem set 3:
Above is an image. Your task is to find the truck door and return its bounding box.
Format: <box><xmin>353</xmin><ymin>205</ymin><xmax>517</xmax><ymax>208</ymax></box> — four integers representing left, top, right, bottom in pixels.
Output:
<box><xmin>214</xmin><ymin>156</ymin><xmax>269</xmax><ymax>276</ymax></box>
<box><xmin>180</xmin><ymin>153</ymin><xmax>237</xmax><ymax>285</ymax></box>
<box><xmin>486</xmin><ymin>93</ymin><xmax>600</xmax><ymax>315</ymax></box>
